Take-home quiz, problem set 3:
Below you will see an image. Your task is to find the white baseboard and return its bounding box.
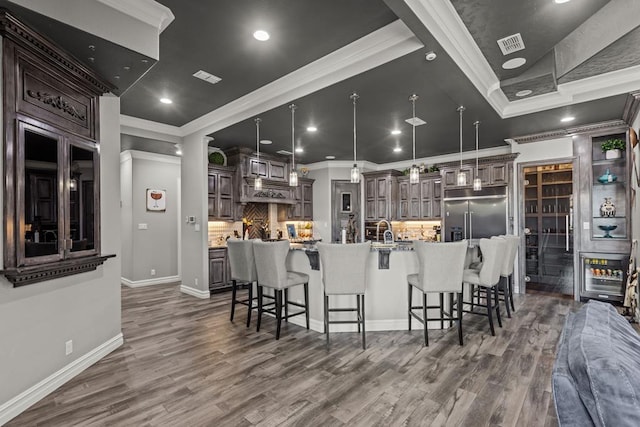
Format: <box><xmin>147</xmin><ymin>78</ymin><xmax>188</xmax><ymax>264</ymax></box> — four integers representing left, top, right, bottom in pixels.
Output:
<box><xmin>0</xmin><ymin>333</ymin><xmax>123</xmax><ymax>426</ymax></box>
<box><xmin>180</xmin><ymin>285</ymin><xmax>210</xmax><ymax>299</ymax></box>
<box><xmin>121</xmin><ymin>275</ymin><xmax>180</xmax><ymax>288</ymax></box>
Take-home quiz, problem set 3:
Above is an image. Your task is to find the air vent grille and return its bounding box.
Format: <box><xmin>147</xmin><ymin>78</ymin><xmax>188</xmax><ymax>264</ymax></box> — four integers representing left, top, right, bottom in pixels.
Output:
<box><xmin>497</xmin><ymin>33</ymin><xmax>525</xmax><ymax>55</ymax></box>
<box><xmin>193</xmin><ymin>70</ymin><xmax>222</xmax><ymax>85</ymax></box>
<box><xmin>276</xmin><ymin>149</ymin><xmax>293</xmax><ymax>155</ymax></box>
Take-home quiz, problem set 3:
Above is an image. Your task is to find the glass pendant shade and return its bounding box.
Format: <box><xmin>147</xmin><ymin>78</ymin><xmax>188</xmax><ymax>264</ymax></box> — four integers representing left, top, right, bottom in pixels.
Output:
<box><xmin>289</xmin><ymin>170</ymin><xmax>298</xmax><ymax>187</ymax></box>
<box><xmin>254</xmin><ymin>117</ymin><xmax>263</xmax><ymax>191</ymax></box>
<box><xmin>457</xmin><ymin>171</ymin><xmax>467</xmax><ymax>186</ymax></box>
<box><xmin>350</xmin><ymin>164</ymin><xmax>360</xmax><ymax>183</ymax></box>
<box><xmin>410</xmin><ymin>165</ymin><xmax>420</xmax><ymax>184</ymax></box>
<box><xmin>473</xmin><ymin>177</ymin><xmax>482</xmax><ymax>191</ymax></box>
<box><xmin>350</xmin><ymin>92</ymin><xmax>360</xmax><ymax>184</ymax></box>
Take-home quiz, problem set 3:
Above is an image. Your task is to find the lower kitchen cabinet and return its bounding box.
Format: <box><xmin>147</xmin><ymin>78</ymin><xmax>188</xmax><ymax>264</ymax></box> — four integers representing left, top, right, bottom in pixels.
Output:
<box><xmin>209</xmin><ymin>248</ymin><xmax>231</xmax><ymax>292</ymax></box>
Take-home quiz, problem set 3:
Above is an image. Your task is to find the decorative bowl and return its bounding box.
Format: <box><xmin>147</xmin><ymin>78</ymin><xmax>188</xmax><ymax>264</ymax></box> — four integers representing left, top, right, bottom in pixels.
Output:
<box><xmin>597</xmin><ymin>173</ymin><xmax>617</xmax><ymax>184</ymax></box>
<box><xmin>598</xmin><ymin>225</ymin><xmax>617</xmax><ymax>238</ymax></box>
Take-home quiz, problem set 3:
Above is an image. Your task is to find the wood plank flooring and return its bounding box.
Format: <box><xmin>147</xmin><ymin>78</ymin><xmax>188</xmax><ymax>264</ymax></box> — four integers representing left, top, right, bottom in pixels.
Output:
<box><xmin>8</xmin><ymin>284</ymin><xmax>581</xmax><ymax>426</ymax></box>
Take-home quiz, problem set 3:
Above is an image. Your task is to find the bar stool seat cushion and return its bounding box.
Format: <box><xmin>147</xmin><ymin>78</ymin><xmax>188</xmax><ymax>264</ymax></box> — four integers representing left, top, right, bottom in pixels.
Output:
<box><xmin>287</xmin><ymin>271</ymin><xmax>309</xmax><ymax>287</ymax></box>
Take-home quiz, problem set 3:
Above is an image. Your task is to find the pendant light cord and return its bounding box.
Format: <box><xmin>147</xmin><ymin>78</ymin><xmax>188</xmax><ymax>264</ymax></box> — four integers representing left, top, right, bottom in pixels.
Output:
<box><xmin>255</xmin><ymin>118</ymin><xmax>261</xmax><ymax>161</ymax></box>
<box><xmin>410</xmin><ymin>94</ymin><xmax>418</xmax><ymax>163</ymax></box>
<box><xmin>458</xmin><ymin>106</ymin><xmax>465</xmax><ymax>168</ymax></box>
<box><xmin>289</xmin><ymin>104</ymin><xmax>296</xmax><ymax>170</ymax></box>
<box><xmin>474</xmin><ymin>120</ymin><xmax>479</xmax><ymax>173</ymax></box>
<box><xmin>350</xmin><ymin>93</ymin><xmax>359</xmax><ymax>164</ymax></box>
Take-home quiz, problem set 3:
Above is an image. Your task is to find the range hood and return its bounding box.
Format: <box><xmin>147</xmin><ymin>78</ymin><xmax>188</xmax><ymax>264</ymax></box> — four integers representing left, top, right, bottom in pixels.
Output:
<box><xmin>238</xmin><ymin>177</ymin><xmax>297</xmax><ymax>205</ymax></box>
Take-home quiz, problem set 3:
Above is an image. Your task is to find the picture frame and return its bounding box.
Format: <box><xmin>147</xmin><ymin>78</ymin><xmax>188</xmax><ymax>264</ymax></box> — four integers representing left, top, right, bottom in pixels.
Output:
<box><xmin>146</xmin><ymin>189</ymin><xmax>166</xmax><ymax>212</ymax></box>
<box><xmin>341</xmin><ymin>192</ymin><xmax>352</xmax><ymax>212</ymax></box>
<box><xmin>286</xmin><ymin>223</ymin><xmax>297</xmax><ymax>239</ymax></box>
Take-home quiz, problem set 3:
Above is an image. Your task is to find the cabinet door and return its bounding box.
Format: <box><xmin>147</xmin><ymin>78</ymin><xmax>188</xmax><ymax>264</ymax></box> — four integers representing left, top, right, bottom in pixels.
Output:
<box><xmin>218</xmin><ymin>174</ymin><xmax>234</xmax><ymax>219</ymax></box>
<box><xmin>476</xmin><ymin>165</ymin><xmax>492</xmax><ymax>185</ymax></box>
<box><xmin>399</xmin><ymin>200</ymin><xmax>409</xmax><ymax>219</ymax></box>
<box><xmin>208</xmin><ymin>173</ymin><xmax>217</xmax><ymax>194</ymax></box>
<box><xmin>269</xmin><ymin>161</ymin><xmax>286</xmax><ymax>180</ymax></box>
<box><xmin>421</xmin><ymin>199</ymin><xmax>432</xmax><ymax>219</ymax></box>
<box><xmin>303</xmin><ymin>202</ymin><xmax>313</xmax><ymax>220</ymax></box>
<box><xmin>302</xmin><ymin>183</ymin><xmax>312</xmax><ymax>201</ymax></box>
<box><xmin>377</xmin><ymin>199</ymin><xmax>388</xmax><ymax>220</ymax></box>
<box><xmin>209</xmin><ymin>257</ymin><xmax>225</xmax><ymax>288</ymax></box>
<box><xmin>376</xmin><ymin>178</ymin><xmax>388</xmax><ymax>199</ymax></box>
<box><xmin>365</xmin><ymin>200</ymin><xmax>376</xmax><ymax>220</ymax></box>
<box><xmin>433</xmin><ymin>180</ymin><xmax>442</xmax><ymax>199</ymax></box>
<box><xmin>491</xmin><ymin>164</ymin><xmax>508</xmax><ymax>185</ymax></box>
<box><xmin>432</xmin><ymin>200</ymin><xmax>442</xmax><ymax>218</ymax></box>
<box><xmin>365</xmin><ymin>178</ymin><xmax>376</xmax><ymax>200</ymax></box>
<box><xmin>249</xmin><ymin>159</ymin><xmax>268</xmax><ymax>178</ymax></box>
<box><xmin>420</xmin><ymin>180</ymin><xmax>432</xmax><ymax>199</ymax></box>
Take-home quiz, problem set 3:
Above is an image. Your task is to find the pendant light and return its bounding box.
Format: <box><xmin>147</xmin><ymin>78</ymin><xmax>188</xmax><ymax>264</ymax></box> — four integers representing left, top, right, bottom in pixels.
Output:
<box><xmin>350</xmin><ymin>92</ymin><xmax>360</xmax><ymax>183</ymax></box>
<box><xmin>289</xmin><ymin>104</ymin><xmax>298</xmax><ymax>187</ymax></box>
<box><xmin>456</xmin><ymin>106</ymin><xmax>467</xmax><ymax>186</ymax></box>
<box><xmin>409</xmin><ymin>94</ymin><xmax>420</xmax><ymax>184</ymax></box>
<box><xmin>473</xmin><ymin>120</ymin><xmax>482</xmax><ymax>191</ymax></box>
<box><xmin>254</xmin><ymin>118</ymin><xmax>263</xmax><ymax>191</ymax></box>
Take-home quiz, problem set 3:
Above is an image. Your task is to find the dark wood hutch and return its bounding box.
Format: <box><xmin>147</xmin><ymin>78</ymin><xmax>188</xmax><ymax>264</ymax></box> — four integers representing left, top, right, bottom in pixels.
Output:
<box><xmin>0</xmin><ymin>10</ymin><xmax>115</xmax><ymax>286</ymax></box>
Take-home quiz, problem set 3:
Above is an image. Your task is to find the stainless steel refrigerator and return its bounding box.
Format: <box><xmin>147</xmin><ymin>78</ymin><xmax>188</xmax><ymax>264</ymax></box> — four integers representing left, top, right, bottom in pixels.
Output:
<box><xmin>443</xmin><ymin>187</ymin><xmax>508</xmax><ymax>242</ymax></box>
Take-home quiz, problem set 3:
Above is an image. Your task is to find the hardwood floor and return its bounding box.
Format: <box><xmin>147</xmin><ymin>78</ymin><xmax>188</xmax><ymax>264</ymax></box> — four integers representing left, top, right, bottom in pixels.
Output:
<box><xmin>8</xmin><ymin>284</ymin><xmax>580</xmax><ymax>426</ymax></box>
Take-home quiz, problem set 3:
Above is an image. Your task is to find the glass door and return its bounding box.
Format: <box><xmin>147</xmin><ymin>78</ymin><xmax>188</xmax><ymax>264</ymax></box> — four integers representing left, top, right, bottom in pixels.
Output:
<box><xmin>523</xmin><ymin>162</ymin><xmax>574</xmax><ymax>296</ymax></box>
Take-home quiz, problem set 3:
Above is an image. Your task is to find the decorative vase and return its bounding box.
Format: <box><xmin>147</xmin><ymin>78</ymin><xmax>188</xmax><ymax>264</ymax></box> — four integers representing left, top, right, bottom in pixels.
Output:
<box><xmin>599</xmin><ymin>197</ymin><xmax>616</xmax><ymax>217</ymax></box>
<box><xmin>605</xmin><ymin>149</ymin><xmax>622</xmax><ymax>160</ymax></box>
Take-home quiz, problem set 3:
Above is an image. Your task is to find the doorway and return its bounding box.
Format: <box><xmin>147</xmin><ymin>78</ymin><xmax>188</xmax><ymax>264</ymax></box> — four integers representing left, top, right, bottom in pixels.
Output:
<box><xmin>521</xmin><ymin>161</ymin><xmax>575</xmax><ymax>297</ymax></box>
<box><xmin>331</xmin><ymin>181</ymin><xmax>360</xmax><ymax>243</ymax></box>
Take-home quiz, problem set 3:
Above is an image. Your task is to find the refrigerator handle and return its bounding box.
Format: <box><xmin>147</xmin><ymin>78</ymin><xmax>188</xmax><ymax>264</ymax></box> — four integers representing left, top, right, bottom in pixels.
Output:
<box><xmin>464</xmin><ymin>211</ymin><xmax>468</xmax><ymax>239</ymax></box>
<box><xmin>469</xmin><ymin>211</ymin><xmax>473</xmax><ymax>240</ymax></box>
<box><xmin>565</xmin><ymin>215</ymin><xmax>569</xmax><ymax>251</ymax></box>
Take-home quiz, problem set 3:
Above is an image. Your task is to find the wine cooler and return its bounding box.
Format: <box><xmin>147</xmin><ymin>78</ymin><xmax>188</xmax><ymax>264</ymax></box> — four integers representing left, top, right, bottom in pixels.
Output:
<box><xmin>580</xmin><ymin>252</ymin><xmax>629</xmax><ymax>302</ymax></box>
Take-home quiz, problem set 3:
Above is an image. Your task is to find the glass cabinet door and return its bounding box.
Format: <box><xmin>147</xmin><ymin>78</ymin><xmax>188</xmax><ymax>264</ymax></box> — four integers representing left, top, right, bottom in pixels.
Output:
<box><xmin>581</xmin><ymin>253</ymin><xmax>627</xmax><ymax>301</ymax></box>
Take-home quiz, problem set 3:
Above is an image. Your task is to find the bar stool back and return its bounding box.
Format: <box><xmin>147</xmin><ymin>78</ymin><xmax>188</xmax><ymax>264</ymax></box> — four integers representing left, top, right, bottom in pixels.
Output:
<box><xmin>408</xmin><ymin>240</ymin><xmax>467</xmax><ymax>346</ymax></box>
<box><xmin>462</xmin><ymin>237</ymin><xmax>505</xmax><ymax>335</ymax></box>
<box><xmin>253</xmin><ymin>240</ymin><xmax>310</xmax><ymax>340</ymax></box>
<box><xmin>501</xmin><ymin>235</ymin><xmax>519</xmax><ymax>313</ymax></box>
<box><xmin>317</xmin><ymin>242</ymin><xmax>371</xmax><ymax>349</ymax></box>
<box><xmin>227</xmin><ymin>239</ymin><xmax>258</xmax><ymax>327</ymax></box>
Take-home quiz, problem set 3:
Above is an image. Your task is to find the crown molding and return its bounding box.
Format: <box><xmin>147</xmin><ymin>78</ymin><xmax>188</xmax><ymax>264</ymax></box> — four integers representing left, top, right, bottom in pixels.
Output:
<box><xmin>623</xmin><ymin>90</ymin><xmax>640</xmax><ymax>124</ymax></box>
<box><xmin>120</xmin><ymin>149</ymin><xmax>181</xmax><ymax>164</ymax></box>
<box><xmin>96</xmin><ymin>0</ymin><xmax>174</xmax><ymax>32</ymax></box>
<box><xmin>180</xmin><ymin>19</ymin><xmax>423</xmax><ymax>138</ymax></box>
<box><xmin>120</xmin><ymin>114</ymin><xmax>182</xmax><ymax>139</ymax></box>
<box><xmin>512</xmin><ymin>119</ymin><xmax>628</xmax><ymax>144</ymax></box>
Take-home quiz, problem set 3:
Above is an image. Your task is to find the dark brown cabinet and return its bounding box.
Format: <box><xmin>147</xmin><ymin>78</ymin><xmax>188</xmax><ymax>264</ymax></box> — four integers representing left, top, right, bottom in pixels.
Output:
<box><xmin>208</xmin><ymin>166</ymin><xmax>236</xmax><ymax>220</ymax></box>
<box><xmin>440</xmin><ymin>157</ymin><xmax>513</xmax><ymax>189</ymax></box>
<box><xmin>398</xmin><ymin>174</ymin><xmax>442</xmax><ymax>220</ymax></box>
<box><xmin>209</xmin><ymin>248</ymin><xmax>230</xmax><ymax>291</ymax></box>
<box><xmin>281</xmin><ymin>178</ymin><xmax>314</xmax><ymax>220</ymax></box>
<box><xmin>363</xmin><ymin>170</ymin><xmax>402</xmax><ymax>220</ymax></box>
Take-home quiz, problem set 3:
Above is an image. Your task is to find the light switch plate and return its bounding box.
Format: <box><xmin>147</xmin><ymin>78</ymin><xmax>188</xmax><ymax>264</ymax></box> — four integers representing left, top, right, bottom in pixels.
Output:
<box><xmin>583</xmin><ymin>221</ymin><xmax>590</xmax><ymax>230</ymax></box>
<box><xmin>138</xmin><ymin>223</ymin><xmax>148</xmax><ymax>230</ymax></box>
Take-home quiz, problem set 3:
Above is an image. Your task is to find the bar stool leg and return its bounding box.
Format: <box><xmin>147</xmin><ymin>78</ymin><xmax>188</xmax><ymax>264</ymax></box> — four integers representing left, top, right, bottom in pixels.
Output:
<box><xmin>324</xmin><ymin>294</ymin><xmax>329</xmax><ymax>347</ymax></box>
<box><xmin>470</xmin><ymin>284</ymin><xmax>475</xmax><ymax>312</ymax></box>
<box><xmin>284</xmin><ymin>288</ymin><xmax>289</xmax><ymax>323</ymax></box>
<box><xmin>230</xmin><ymin>279</ymin><xmax>237</xmax><ymax>321</ymax></box>
<box><xmin>508</xmin><ymin>275</ymin><xmax>516</xmax><ymax>312</ymax></box>
<box><xmin>256</xmin><ymin>285</ymin><xmax>263</xmax><ymax>332</ymax></box>
<box><xmin>486</xmin><ymin>287</ymin><xmax>495</xmax><ymax>336</ymax></box>
<box><xmin>361</xmin><ymin>294</ymin><xmax>366</xmax><ymax>350</ymax></box>
<box><xmin>304</xmin><ymin>283</ymin><xmax>310</xmax><ymax>330</ymax></box>
<box><xmin>494</xmin><ymin>286</ymin><xmax>502</xmax><ymax>328</ymax></box>
<box><xmin>423</xmin><ymin>292</ymin><xmax>429</xmax><ymax>346</ymax></box>
<box><xmin>449</xmin><ymin>293</ymin><xmax>454</xmax><ymax>328</ymax></box>
<box><xmin>457</xmin><ymin>292</ymin><xmax>464</xmax><ymax>346</ymax></box>
<box><xmin>275</xmin><ymin>290</ymin><xmax>283</xmax><ymax>340</ymax></box>
<box><xmin>356</xmin><ymin>296</ymin><xmax>361</xmax><ymax>333</ymax></box>
<box><xmin>246</xmin><ymin>282</ymin><xmax>253</xmax><ymax>328</ymax></box>
<box><xmin>408</xmin><ymin>283</ymin><xmax>413</xmax><ymax>331</ymax></box>
<box><xmin>439</xmin><ymin>293</ymin><xmax>444</xmax><ymax>329</ymax></box>
<box><xmin>502</xmin><ymin>278</ymin><xmax>511</xmax><ymax>319</ymax></box>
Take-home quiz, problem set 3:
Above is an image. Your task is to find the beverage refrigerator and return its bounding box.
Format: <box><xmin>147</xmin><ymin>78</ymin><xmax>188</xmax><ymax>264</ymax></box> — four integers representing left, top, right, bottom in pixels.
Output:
<box><xmin>580</xmin><ymin>252</ymin><xmax>628</xmax><ymax>302</ymax></box>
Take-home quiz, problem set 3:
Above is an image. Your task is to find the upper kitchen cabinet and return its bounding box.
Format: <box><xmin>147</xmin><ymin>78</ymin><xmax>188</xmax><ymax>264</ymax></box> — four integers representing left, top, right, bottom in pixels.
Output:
<box><xmin>1</xmin><ymin>11</ymin><xmax>114</xmax><ymax>286</ymax></box>
<box><xmin>208</xmin><ymin>165</ymin><xmax>237</xmax><ymax>221</ymax></box>
<box><xmin>363</xmin><ymin>170</ymin><xmax>402</xmax><ymax>221</ymax></box>
<box><xmin>281</xmin><ymin>177</ymin><xmax>314</xmax><ymax>221</ymax></box>
<box><xmin>398</xmin><ymin>173</ymin><xmax>442</xmax><ymax>220</ymax></box>
<box><xmin>439</xmin><ymin>155</ymin><xmax>516</xmax><ymax>189</ymax></box>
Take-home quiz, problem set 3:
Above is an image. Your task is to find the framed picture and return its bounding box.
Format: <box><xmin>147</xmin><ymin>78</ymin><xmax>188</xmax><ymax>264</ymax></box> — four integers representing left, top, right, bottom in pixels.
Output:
<box><xmin>286</xmin><ymin>223</ymin><xmax>297</xmax><ymax>239</ymax></box>
<box><xmin>146</xmin><ymin>189</ymin><xmax>166</xmax><ymax>212</ymax></box>
<box><xmin>341</xmin><ymin>192</ymin><xmax>352</xmax><ymax>212</ymax></box>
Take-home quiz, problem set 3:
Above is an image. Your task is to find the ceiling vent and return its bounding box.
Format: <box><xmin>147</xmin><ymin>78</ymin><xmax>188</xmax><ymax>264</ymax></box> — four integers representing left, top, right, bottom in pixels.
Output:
<box><xmin>276</xmin><ymin>149</ymin><xmax>293</xmax><ymax>155</ymax></box>
<box><xmin>405</xmin><ymin>117</ymin><xmax>426</xmax><ymax>126</ymax></box>
<box><xmin>193</xmin><ymin>70</ymin><xmax>222</xmax><ymax>84</ymax></box>
<box><xmin>497</xmin><ymin>33</ymin><xmax>525</xmax><ymax>55</ymax></box>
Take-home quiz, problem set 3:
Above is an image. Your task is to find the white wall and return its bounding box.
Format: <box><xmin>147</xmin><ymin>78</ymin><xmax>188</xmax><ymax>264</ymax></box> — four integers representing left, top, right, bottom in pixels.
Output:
<box><xmin>120</xmin><ymin>150</ymin><xmax>180</xmax><ymax>285</ymax></box>
<box><xmin>0</xmin><ymin>95</ymin><xmax>123</xmax><ymax>424</ymax></box>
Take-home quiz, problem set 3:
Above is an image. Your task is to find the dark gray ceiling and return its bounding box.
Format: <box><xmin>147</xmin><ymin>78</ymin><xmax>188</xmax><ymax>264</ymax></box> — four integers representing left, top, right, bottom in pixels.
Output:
<box><xmin>6</xmin><ymin>1</ymin><xmax>638</xmax><ymax>165</ymax></box>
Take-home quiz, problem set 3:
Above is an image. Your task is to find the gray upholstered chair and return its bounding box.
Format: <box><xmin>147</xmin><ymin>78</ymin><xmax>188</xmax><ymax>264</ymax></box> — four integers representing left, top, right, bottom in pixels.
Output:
<box><xmin>462</xmin><ymin>237</ymin><xmax>505</xmax><ymax>336</ymax></box>
<box><xmin>495</xmin><ymin>235</ymin><xmax>519</xmax><ymax>317</ymax></box>
<box><xmin>317</xmin><ymin>242</ymin><xmax>371</xmax><ymax>349</ymax></box>
<box><xmin>407</xmin><ymin>240</ymin><xmax>467</xmax><ymax>346</ymax></box>
<box><xmin>226</xmin><ymin>239</ymin><xmax>258</xmax><ymax>327</ymax></box>
<box><xmin>253</xmin><ymin>240</ymin><xmax>310</xmax><ymax>340</ymax></box>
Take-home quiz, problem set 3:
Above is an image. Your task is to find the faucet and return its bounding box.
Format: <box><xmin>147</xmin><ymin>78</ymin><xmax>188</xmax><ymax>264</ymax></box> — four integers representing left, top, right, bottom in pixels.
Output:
<box><xmin>376</xmin><ymin>220</ymin><xmax>393</xmax><ymax>244</ymax></box>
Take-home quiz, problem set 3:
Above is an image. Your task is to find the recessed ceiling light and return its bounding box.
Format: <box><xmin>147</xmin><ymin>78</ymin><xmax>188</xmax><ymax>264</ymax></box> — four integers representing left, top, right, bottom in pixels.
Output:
<box><xmin>561</xmin><ymin>116</ymin><xmax>575</xmax><ymax>122</ymax></box>
<box><xmin>325</xmin><ymin>155</ymin><xmax>335</xmax><ymax>160</ymax></box>
<box><xmin>307</xmin><ymin>126</ymin><xmax>317</xmax><ymax>132</ymax></box>
<box><xmin>391</xmin><ymin>129</ymin><xmax>402</xmax><ymax>135</ymax></box>
<box><xmin>502</xmin><ymin>57</ymin><xmax>526</xmax><ymax>69</ymax></box>
<box><xmin>515</xmin><ymin>89</ymin><xmax>533</xmax><ymax>97</ymax></box>
<box><xmin>253</xmin><ymin>30</ymin><xmax>270</xmax><ymax>41</ymax></box>
<box><xmin>259</xmin><ymin>139</ymin><xmax>272</xmax><ymax>145</ymax></box>
<box><xmin>295</xmin><ymin>147</ymin><xmax>303</xmax><ymax>153</ymax></box>
<box><xmin>425</xmin><ymin>51</ymin><xmax>437</xmax><ymax>61</ymax></box>
<box><xmin>160</xmin><ymin>97</ymin><xmax>172</xmax><ymax>104</ymax></box>
<box><xmin>393</xmin><ymin>147</ymin><xmax>402</xmax><ymax>152</ymax></box>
